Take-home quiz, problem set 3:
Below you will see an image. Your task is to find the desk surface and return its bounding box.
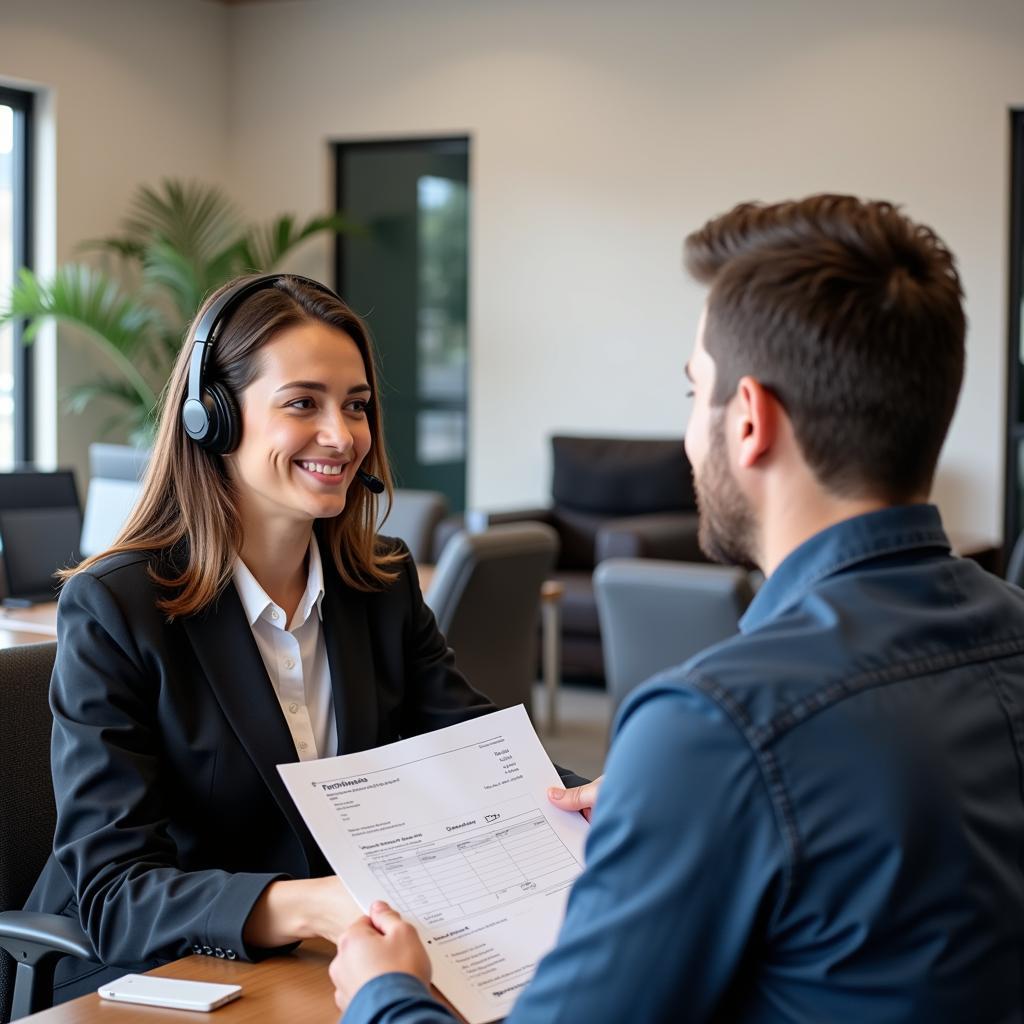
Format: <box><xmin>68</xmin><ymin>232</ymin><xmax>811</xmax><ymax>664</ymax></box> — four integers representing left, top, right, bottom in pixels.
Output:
<box><xmin>0</xmin><ymin>601</ymin><xmax>58</xmax><ymax>649</ymax></box>
<box><xmin>23</xmin><ymin>939</ymin><xmax>339</xmax><ymax>1022</ymax></box>
<box><xmin>22</xmin><ymin>939</ymin><xmax>462</xmax><ymax>1023</ymax></box>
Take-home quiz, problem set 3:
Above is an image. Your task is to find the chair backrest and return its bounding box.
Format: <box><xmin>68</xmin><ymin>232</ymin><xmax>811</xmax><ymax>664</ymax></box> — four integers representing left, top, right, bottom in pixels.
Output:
<box><xmin>549</xmin><ymin>436</ymin><xmax>694</xmax><ymax>569</ymax></box>
<box><xmin>378</xmin><ymin>489</ymin><xmax>449</xmax><ymax>566</ymax></box>
<box><xmin>79</xmin><ymin>444</ymin><xmax>150</xmax><ymax>558</ymax></box>
<box><xmin>425</xmin><ymin>523</ymin><xmax>558</xmax><ymax>716</ymax></box>
<box><xmin>595</xmin><ymin>559</ymin><xmax>754</xmax><ymax>712</ymax></box>
<box><xmin>1006</xmin><ymin>530</ymin><xmax>1024</xmax><ymax>588</ymax></box>
<box><xmin>0</xmin><ymin>642</ymin><xmax>58</xmax><ymax>1020</ymax></box>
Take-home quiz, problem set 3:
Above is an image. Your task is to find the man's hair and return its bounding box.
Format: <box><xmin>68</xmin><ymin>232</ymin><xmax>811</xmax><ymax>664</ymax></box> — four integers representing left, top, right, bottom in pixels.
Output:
<box><xmin>684</xmin><ymin>194</ymin><xmax>965</xmax><ymax>502</ymax></box>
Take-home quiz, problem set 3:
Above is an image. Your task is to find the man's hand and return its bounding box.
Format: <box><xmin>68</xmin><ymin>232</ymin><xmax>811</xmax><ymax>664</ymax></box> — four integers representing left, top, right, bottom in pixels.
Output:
<box><xmin>330</xmin><ymin>901</ymin><xmax>432</xmax><ymax>1013</ymax></box>
<box><xmin>547</xmin><ymin>776</ymin><xmax>603</xmax><ymax>822</ymax></box>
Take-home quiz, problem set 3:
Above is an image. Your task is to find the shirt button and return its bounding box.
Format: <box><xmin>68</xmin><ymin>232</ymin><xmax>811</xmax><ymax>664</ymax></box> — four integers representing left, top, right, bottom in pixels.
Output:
<box><xmin>202</xmin><ymin>945</ymin><xmax>213</xmax><ymax>956</ymax></box>
<box><xmin>214</xmin><ymin>947</ymin><xmax>225</xmax><ymax>958</ymax></box>
<box><xmin>192</xmin><ymin>945</ymin><xmax>203</xmax><ymax>955</ymax></box>
<box><xmin>298</xmin><ymin>741</ymin><xmax>308</xmax><ymax>751</ymax></box>
<box><xmin>284</xmin><ymin>657</ymin><xmax>295</xmax><ymax>670</ymax></box>
<box><xmin>289</xmin><ymin>702</ymin><xmax>298</xmax><ymax>713</ymax></box>
<box><xmin>271</xmin><ymin>610</ymin><xmax>279</xmax><ymax>620</ymax></box>
<box><xmin>225</xmin><ymin>949</ymin><xmax>237</xmax><ymax>960</ymax></box>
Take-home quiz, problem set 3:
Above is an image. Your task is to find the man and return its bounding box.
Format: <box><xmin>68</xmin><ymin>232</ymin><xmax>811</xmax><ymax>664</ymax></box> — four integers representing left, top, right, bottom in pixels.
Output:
<box><xmin>328</xmin><ymin>195</ymin><xmax>1024</xmax><ymax>1022</ymax></box>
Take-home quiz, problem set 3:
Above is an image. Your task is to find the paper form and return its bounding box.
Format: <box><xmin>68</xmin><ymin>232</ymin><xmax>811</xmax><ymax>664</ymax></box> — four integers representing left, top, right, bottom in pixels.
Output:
<box><xmin>278</xmin><ymin>705</ymin><xmax>588</xmax><ymax>1024</ymax></box>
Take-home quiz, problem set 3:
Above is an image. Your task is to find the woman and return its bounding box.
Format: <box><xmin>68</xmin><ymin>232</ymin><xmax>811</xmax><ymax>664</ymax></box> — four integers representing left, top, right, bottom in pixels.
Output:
<box><xmin>26</xmin><ymin>274</ymin><xmax>582</xmax><ymax>1001</ymax></box>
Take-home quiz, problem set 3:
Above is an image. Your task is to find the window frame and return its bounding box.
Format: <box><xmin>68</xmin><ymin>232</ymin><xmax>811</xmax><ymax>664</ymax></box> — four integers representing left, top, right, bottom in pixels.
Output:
<box><xmin>0</xmin><ymin>84</ymin><xmax>34</xmax><ymax>464</ymax></box>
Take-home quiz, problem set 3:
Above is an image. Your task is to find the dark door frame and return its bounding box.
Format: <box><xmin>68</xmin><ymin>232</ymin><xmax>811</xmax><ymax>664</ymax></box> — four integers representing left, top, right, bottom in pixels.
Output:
<box><xmin>0</xmin><ymin>84</ymin><xmax>35</xmax><ymax>464</ymax></box>
<box><xmin>1004</xmin><ymin>110</ymin><xmax>1024</xmax><ymax>559</ymax></box>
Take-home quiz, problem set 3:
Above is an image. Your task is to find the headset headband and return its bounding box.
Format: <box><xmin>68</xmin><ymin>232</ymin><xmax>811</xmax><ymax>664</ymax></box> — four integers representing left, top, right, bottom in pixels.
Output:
<box><xmin>184</xmin><ymin>274</ymin><xmax>342</xmax><ymax>410</ymax></box>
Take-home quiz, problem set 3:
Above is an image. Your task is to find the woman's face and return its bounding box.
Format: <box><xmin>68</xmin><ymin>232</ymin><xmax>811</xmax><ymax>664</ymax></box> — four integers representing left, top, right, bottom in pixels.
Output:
<box><xmin>228</xmin><ymin>320</ymin><xmax>373</xmax><ymax>529</ymax></box>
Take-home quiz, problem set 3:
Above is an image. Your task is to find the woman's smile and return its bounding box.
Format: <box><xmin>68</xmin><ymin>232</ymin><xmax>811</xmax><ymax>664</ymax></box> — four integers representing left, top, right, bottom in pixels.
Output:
<box><xmin>295</xmin><ymin>458</ymin><xmax>351</xmax><ymax>485</ymax></box>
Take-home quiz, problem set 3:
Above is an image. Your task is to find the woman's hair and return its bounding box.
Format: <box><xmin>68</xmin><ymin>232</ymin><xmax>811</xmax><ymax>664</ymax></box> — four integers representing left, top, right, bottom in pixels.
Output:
<box><xmin>65</xmin><ymin>275</ymin><xmax>402</xmax><ymax>619</ymax></box>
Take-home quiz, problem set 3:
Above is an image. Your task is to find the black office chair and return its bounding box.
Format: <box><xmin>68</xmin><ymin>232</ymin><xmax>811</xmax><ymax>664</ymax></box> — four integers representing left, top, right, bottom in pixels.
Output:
<box><xmin>0</xmin><ymin>642</ymin><xmax>94</xmax><ymax>1022</ymax></box>
<box><xmin>425</xmin><ymin>523</ymin><xmax>558</xmax><ymax>717</ymax></box>
<box><xmin>1006</xmin><ymin>531</ymin><xmax>1024</xmax><ymax>588</ymax></box>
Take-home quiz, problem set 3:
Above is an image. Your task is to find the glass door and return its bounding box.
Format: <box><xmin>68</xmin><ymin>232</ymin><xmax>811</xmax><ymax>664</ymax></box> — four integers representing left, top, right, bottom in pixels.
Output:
<box><xmin>0</xmin><ymin>85</ymin><xmax>34</xmax><ymax>466</ymax></box>
<box><xmin>334</xmin><ymin>137</ymin><xmax>470</xmax><ymax>511</ymax></box>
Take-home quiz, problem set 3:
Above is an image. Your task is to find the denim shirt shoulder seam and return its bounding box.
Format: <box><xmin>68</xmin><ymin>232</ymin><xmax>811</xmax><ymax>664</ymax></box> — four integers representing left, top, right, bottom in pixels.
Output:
<box><xmin>690</xmin><ymin>674</ymin><xmax>802</xmax><ymax>914</ymax></box>
<box><xmin>751</xmin><ymin>634</ymin><xmax>1024</xmax><ymax>748</ymax></box>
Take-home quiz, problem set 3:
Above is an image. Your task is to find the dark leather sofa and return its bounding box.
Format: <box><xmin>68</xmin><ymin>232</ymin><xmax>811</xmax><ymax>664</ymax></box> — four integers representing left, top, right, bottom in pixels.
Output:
<box><xmin>434</xmin><ymin>435</ymin><xmax>704</xmax><ymax>681</ymax></box>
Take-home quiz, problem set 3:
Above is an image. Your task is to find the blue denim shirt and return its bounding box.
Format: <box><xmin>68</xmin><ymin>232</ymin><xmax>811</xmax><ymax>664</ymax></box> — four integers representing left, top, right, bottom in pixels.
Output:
<box><xmin>345</xmin><ymin>505</ymin><xmax>1024</xmax><ymax>1023</ymax></box>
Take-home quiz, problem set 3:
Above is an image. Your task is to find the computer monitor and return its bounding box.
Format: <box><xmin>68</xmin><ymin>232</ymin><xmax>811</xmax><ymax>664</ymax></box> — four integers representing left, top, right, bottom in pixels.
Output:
<box><xmin>0</xmin><ymin>469</ymin><xmax>79</xmax><ymax>511</ymax></box>
<box><xmin>0</xmin><ymin>470</ymin><xmax>82</xmax><ymax>604</ymax></box>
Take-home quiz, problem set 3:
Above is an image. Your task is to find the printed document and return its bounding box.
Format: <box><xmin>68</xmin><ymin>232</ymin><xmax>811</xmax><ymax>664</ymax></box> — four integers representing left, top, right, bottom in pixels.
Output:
<box><xmin>278</xmin><ymin>705</ymin><xmax>588</xmax><ymax>1024</ymax></box>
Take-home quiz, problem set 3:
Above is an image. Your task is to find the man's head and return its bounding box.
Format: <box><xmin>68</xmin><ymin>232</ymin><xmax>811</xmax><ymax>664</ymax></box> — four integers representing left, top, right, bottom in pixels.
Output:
<box><xmin>682</xmin><ymin>195</ymin><xmax>965</xmax><ymax>569</ymax></box>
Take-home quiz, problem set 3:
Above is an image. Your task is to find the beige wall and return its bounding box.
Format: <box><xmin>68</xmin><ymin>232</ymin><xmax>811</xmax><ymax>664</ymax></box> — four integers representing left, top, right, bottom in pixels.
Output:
<box><xmin>0</xmin><ymin>0</ymin><xmax>229</xmax><ymax>478</ymax></box>
<box><xmin>2</xmin><ymin>0</ymin><xmax>1023</xmax><ymax>537</ymax></box>
<box><xmin>226</xmin><ymin>0</ymin><xmax>1024</xmax><ymax>537</ymax></box>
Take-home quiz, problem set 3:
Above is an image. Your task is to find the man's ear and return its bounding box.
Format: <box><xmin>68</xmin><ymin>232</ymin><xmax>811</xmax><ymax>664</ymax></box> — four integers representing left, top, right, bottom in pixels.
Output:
<box><xmin>733</xmin><ymin>376</ymin><xmax>777</xmax><ymax>470</ymax></box>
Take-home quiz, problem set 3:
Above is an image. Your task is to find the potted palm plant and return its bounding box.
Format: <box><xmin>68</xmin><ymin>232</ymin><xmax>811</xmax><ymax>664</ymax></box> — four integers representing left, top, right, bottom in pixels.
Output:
<box><xmin>0</xmin><ymin>178</ymin><xmax>359</xmax><ymax>442</ymax></box>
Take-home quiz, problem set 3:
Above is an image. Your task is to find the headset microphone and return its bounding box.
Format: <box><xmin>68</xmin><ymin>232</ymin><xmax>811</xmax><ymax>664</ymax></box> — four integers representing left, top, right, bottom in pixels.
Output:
<box><xmin>357</xmin><ymin>469</ymin><xmax>386</xmax><ymax>494</ymax></box>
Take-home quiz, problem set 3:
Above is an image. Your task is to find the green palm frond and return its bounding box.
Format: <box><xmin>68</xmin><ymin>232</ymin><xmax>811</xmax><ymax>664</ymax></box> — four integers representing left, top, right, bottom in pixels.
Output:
<box><xmin>77</xmin><ymin>235</ymin><xmax>148</xmax><ymax>261</ymax></box>
<box><xmin>123</xmin><ymin>179</ymin><xmax>241</xmax><ymax>264</ymax></box>
<box><xmin>141</xmin><ymin>239</ymin><xmax>210</xmax><ymax>325</ymax></box>
<box><xmin>238</xmin><ymin>212</ymin><xmax>364</xmax><ymax>272</ymax></box>
<box><xmin>63</xmin><ymin>376</ymin><xmax>147</xmax><ymax>414</ymax></box>
<box><xmin>1</xmin><ymin>265</ymin><xmax>160</xmax><ymax>410</ymax></box>
<box><xmin>63</xmin><ymin>379</ymin><xmax>158</xmax><ymax>443</ymax></box>
<box><xmin>7</xmin><ymin>178</ymin><xmax>358</xmax><ymax>437</ymax></box>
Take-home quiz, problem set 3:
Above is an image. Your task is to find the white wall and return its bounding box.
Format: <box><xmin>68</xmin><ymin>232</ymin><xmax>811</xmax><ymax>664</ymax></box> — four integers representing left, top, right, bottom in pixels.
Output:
<box><xmin>0</xmin><ymin>0</ymin><xmax>229</xmax><ymax>479</ymax></box>
<box><xmin>226</xmin><ymin>0</ymin><xmax>1024</xmax><ymax>538</ymax></box>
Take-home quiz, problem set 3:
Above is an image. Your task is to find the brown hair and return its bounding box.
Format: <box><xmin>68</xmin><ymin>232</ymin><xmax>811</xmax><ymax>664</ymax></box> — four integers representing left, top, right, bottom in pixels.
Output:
<box><xmin>65</xmin><ymin>275</ymin><xmax>402</xmax><ymax>618</ymax></box>
<box><xmin>684</xmin><ymin>194</ymin><xmax>966</xmax><ymax>502</ymax></box>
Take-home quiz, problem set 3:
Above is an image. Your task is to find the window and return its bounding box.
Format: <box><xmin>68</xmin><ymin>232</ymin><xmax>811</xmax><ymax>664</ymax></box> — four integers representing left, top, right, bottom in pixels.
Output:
<box><xmin>1005</xmin><ymin>111</ymin><xmax>1024</xmax><ymax>554</ymax></box>
<box><xmin>334</xmin><ymin>137</ymin><xmax>470</xmax><ymax>511</ymax></box>
<box><xmin>0</xmin><ymin>85</ymin><xmax>34</xmax><ymax>466</ymax></box>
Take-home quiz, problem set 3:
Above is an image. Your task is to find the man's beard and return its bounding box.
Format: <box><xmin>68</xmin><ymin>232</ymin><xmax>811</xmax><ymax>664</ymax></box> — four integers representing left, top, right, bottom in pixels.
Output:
<box><xmin>695</xmin><ymin>411</ymin><xmax>759</xmax><ymax>570</ymax></box>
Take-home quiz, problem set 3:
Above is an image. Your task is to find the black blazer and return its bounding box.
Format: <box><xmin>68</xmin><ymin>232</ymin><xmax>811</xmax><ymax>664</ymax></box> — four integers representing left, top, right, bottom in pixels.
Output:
<box><xmin>27</xmin><ymin>536</ymin><xmax>578</xmax><ymax>992</ymax></box>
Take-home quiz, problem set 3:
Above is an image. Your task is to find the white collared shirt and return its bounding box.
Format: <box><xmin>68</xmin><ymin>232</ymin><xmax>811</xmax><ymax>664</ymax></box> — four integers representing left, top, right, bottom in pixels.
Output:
<box><xmin>232</xmin><ymin>539</ymin><xmax>338</xmax><ymax>762</ymax></box>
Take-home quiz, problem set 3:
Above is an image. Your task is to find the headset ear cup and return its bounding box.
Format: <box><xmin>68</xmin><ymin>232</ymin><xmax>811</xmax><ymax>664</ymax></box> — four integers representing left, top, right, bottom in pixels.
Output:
<box><xmin>201</xmin><ymin>382</ymin><xmax>242</xmax><ymax>455</ymax></box>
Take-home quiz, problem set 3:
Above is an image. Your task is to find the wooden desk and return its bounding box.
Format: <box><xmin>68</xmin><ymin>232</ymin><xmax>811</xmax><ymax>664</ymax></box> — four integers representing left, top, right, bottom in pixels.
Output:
<box><xmin>0</xmin><ymin>601</ymin><xmax>58</xmax><ymax>649</ymax></box>
<box><xmin>21</xmin><ymin>940</ymin><xmax>338</xmax><ymax>1022</ymax></box>
<box><xmin>21</xmin><ymin>939</ymin><xmax>463</xmax><ymax>1022</ymax></box>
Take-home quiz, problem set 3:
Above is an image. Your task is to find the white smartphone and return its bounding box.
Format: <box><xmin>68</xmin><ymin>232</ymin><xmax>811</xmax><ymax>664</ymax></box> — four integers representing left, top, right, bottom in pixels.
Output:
<box><xmin>98</xmin><ymin>974</ymin><xmax>242</xmax><ymax>1011</ymax></box>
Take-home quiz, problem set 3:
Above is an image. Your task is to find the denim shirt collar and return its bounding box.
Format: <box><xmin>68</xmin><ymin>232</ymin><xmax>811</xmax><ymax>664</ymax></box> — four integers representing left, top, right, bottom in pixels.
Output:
<box><xmin>739</xmin><ymin>503</ymin><xmax>951</xmax><ymax>634</ymax></box>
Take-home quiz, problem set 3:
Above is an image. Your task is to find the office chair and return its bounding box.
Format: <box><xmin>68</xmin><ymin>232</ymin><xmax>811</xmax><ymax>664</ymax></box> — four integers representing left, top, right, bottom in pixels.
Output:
<box><xmin>0</xmin><ymin>642</ymin><xmax>93</xmax><ymax>1022</ymax></box>
<box><xmin>595</xmin><ymin>559</ymin><xmax>755</xmax><ymax>714</ymax></box>
<box><xmin>377</xmin><ymin>489</ymin><xmax>449</xmax><ymax>566</ymax></box>
<box><xmin>1005</xmin><ymin>530</ymin><xmax>1024</xmax><ymax>588</ymax></box>
<box><xmin>425</xmin><ymin>523</ymin><xmax>558</xmax><ymax>717</ymax></box>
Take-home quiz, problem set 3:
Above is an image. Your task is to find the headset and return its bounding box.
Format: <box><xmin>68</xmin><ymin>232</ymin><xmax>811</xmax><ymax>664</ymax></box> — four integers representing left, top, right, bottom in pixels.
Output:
<box><xmin>180</xmin><ymin>273</ymin><xmax>385</xmax><ymax>493</ymax></box>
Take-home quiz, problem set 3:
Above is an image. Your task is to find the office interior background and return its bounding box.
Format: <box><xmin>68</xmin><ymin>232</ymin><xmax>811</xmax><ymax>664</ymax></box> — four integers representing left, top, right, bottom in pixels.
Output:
<box><xmin>0</xmin><ymin>0</ymin><xmax>1021</xmax><ymax>543</ymax></box>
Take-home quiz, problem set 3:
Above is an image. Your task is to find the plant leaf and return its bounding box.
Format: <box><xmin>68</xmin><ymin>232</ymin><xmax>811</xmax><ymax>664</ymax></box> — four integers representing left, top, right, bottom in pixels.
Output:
<box><xmin>0</xmin><ymin>266</ymin><xmax>161</xmax><ymax>410</ymax></box>
<box><xmin>239</xmin><ymin>212</ymin><xmax>365</xmax><ymax>272</ymax></box>
<box><xmin>123</xmin><ymin>179</ymin><xmax>241</xmax><ymax>264</ymax></box>
<box><xmin>77</xmin><ymin>235</ymin><xmax>148</xmax><ymax>261</ymax></box>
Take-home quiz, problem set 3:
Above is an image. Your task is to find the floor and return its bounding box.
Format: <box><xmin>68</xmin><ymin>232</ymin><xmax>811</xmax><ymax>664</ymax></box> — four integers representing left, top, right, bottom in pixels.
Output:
<box><xmin>532</xmin><ymin>680</ymin><xmax>610</xmax><ymax>782</ymax></box>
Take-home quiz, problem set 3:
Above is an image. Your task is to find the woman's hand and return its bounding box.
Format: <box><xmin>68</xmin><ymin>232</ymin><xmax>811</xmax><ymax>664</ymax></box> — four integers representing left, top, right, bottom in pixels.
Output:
<box><xmin>547</xmin><ymin>776</ymin><xmax>603</xmax><ymax>822</ymax></box>
<box><xmin>243</xmin><ymin>876</ymin><xmax>362</xmax><ymax>948</ymax></box>
<box><xmin>330</xmin><ymin>901</ymin><xmax>432</xmax><ymax>1013</ymax></box>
